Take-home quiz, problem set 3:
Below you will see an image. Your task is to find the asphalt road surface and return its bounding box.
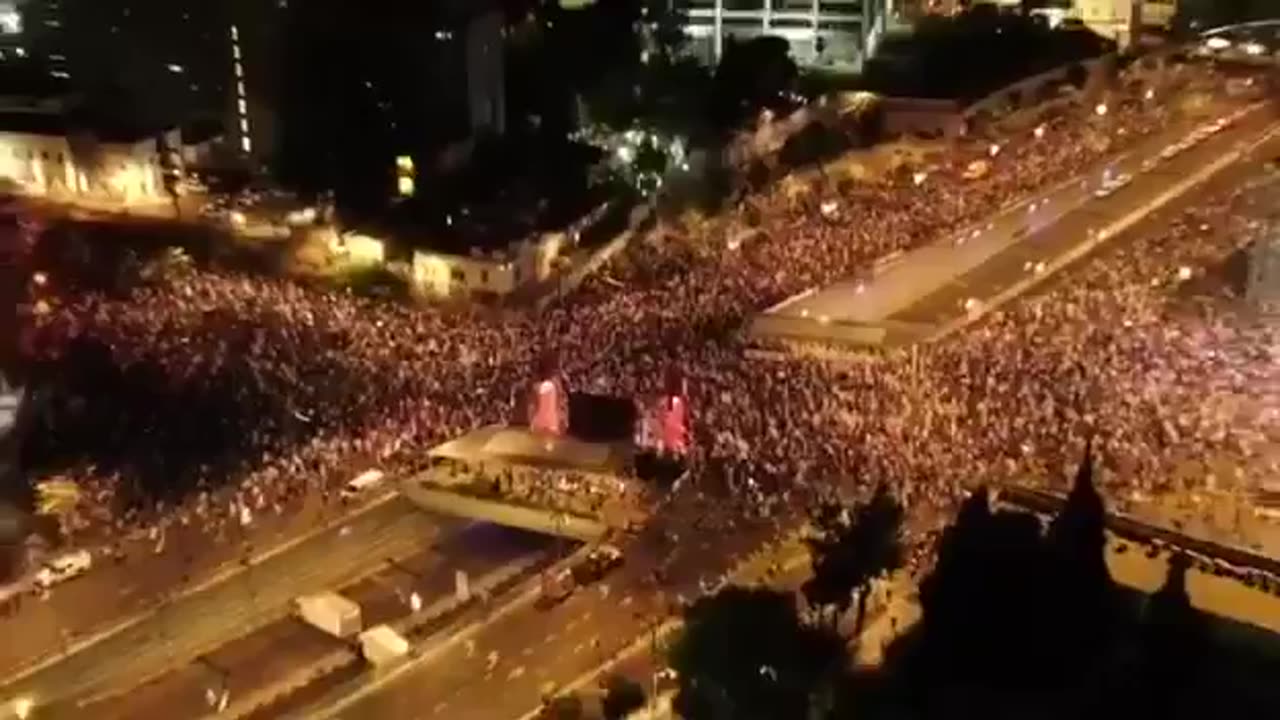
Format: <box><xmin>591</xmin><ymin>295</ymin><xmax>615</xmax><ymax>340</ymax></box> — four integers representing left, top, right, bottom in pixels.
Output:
<box><xmin>297</xmin><ymin>502</ymin><xmax>787</xmax><ymax>720</ymax></box>
<box><xmin>758</xmin><ymin>97</ymin><xmax>1276</xmax><ymax>339</ymax></box>
<box><xmin>0</xmin><ymin>496</ymin><xmax>451</xmax><ymax>713</ymax></box>
<box><xmin>890</xmin><ymin>112</ymin><xmax>1280</xmax><ymax>328</ymax></box>
<box><xmin>85</xmin><ymin>524</ymin><xmax>558</xmax><ymax>720</ymax></box>
<box><xmin>2</xmin><ymin>488</ymin><xmax>339</xmax><ymax>675</ymax></box>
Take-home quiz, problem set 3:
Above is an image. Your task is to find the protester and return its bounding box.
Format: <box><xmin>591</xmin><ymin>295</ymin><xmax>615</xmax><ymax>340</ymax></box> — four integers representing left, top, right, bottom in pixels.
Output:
<box><xmin>13</xmin><ymin>63</ymin><xmax>1274</xmax><ymax>590</ymax></box>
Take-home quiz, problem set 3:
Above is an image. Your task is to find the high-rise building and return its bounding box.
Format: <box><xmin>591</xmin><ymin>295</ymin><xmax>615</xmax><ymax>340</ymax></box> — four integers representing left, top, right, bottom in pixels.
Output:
<box><xmin>57</xmin><ymin>1</ymin><xmax>231</xmax><ymax>128</ymax></box>
<box><xmin>225</xmin><ymin>0</ymin><xmax>286</xmax><ymax>164</ymax></box>
<box><xmin>675</xmin><ymin>0</ymin><xmax>890</xmax><ymax>71</ymax></box>
<box><xmin>0</xmin><ymin>1</ymin><xmax>289</xmax><ymax>167</ymax></box>
<box><xmin>273</xmin><ymin>0</ymin><xmax>507</xmax><ymax>203</ymax></box>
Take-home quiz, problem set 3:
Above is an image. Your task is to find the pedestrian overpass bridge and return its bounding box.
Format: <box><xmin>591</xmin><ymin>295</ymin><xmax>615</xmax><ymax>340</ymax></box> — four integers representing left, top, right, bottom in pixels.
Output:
<box><xmin>396</xmin><ymin>479</ymin><xmax>611</xmax><ymax>543</ymax></box>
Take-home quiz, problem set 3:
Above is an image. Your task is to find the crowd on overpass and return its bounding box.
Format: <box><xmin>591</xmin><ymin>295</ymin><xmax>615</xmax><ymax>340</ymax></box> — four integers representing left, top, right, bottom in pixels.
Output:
<box><xmin>9</xmin><ymin>60</ymin><xmax>1278</xmax><ymax>604</ymax></box>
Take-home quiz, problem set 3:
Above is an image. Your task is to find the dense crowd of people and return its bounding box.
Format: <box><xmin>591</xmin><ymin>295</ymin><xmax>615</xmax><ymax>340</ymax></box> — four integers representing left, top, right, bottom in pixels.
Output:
<box><xmin>12</xmin><ymin>62</ymin><xmax>1278</xmax><ymax>593</ymax></box>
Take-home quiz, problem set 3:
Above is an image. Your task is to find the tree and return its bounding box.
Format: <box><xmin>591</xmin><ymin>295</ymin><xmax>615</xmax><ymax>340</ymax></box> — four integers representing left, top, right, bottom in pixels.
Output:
<box><xmin>710</xmin><ymin>36</ymin><xmax>798</xmax><ymax>132</ymax></box>
<box><xmin>669</xmin><ymin>586</ymin><xmax>846</xmax><ymax>720</ymax></box>
<box><xmin>600</xmin><ymin>674</ymin><xmax>647</xmax><ymax>720</ymax></box>
<box><xmin>909</xmin><ymin>488</ymin><xmax>1061</xmax><ymax>694</ymax></box>
<box><xmin>802</xmin><ymin>485</ymin><xmax>904</xmax><ymax>635</ymax></box>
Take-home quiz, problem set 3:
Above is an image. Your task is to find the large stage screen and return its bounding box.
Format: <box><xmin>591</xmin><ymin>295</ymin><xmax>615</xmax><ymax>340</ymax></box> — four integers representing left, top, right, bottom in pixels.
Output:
<box><xmin>567</xmin><ymin>393</ymin><xmax>636</xmax><ymax>443</ymax></box>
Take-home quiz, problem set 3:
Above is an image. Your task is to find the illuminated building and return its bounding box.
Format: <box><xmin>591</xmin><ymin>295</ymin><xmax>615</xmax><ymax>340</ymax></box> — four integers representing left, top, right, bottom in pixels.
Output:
<box><xmin>224</xmin><ymin>0</ymin><xmax>286</xmax><ymax>165</ymax></box>
<box><xmin>0</xmin><ymin>109</ymin><xmax>171</xmax><ymax>202</ymax></box>
<box><xmin>1</xmin><ymin>2</ymin><xmax>284</xmax><ymax>167</ymax></box>
<box><xmin>675</xmin><ymin>0</ymin><xmax>891</xmax><ymax>71</ymax></box>
<box><xmin>4</xmin><ymin>0</ymin><xmax>63</xmax><ymax>74</ymax></box>
<box><xmin>1074</xmin><ymin>0</ymin><xmax>1176</xmax><ymax>47</ymax></box>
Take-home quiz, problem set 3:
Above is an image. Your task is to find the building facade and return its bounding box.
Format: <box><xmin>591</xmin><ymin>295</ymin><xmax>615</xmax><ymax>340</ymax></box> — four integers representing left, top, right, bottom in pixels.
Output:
<box><xmin>676</xmin><ymin>0</ymin><xmax>890</xmax><ymax>71</ymax></box>
<box><xmin>6</xmin><ymin>1</ymin><xmax>285</xmax><ymax>168</ymax></box>
<box><xmin>1073</xmin><ymin>0</ymin><xmax>1177</xmax><ymax>47</ymax></box>
<box><xmin>0</xmin><ymin>111</ymin><xmax>169</xmax><ymax>203</ymax></box>
<box><xmin>412</xmin><ymin>232</ymin><xmax>567</xmax><ymax>299</ymax></box>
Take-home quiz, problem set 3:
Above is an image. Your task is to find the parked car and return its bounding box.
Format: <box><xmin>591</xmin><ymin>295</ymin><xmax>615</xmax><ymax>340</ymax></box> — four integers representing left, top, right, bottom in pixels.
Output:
<box><xmin>35</xmin><ymin>549</ymin><xmax>93</xmax><ymax>589</ymax></box>
<box><xmin>340</xmin><ymin>469</ymin><xmax>386</xmax><ymax>501</ymax></box>
<box><xmin>571</xmin><ymin>544</ymin><xmax>623</xmax><ymax>585</ymax></box>
<box><xmin>537</xmin><ymin>545</ymin><xmax>624</xmax><ymax>608</ymax></box>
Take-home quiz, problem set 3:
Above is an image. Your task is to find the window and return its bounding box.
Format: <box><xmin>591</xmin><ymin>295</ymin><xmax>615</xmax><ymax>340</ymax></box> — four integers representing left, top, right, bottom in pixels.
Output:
<box><xmin>41</xmin><ymin>151</ymin><xmax>49</xmax><ymax>160</ymax></box>
<box><xmin>480</xmin><ymin>270</ymin><xmax>490</xmax><ymax>284</ymax></box>
<box><xmin>450</xmin><ymin>268</ymin><xmax>465</xmax><ymax>282</ymax></box>
<box><xmin>55</xmin><ymin>152</ymin><xmax>63</xmax><ymax>163</ymax></box>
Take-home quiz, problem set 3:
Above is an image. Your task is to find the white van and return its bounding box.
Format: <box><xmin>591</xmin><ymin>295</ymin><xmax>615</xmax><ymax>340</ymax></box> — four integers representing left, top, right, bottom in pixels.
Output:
<box><xmin>340</xmin><ymin>469</ymin><xmax>386</xmax><ymax>501</ymax></box>
<box><xmin>35</xmin><ymin>549</ymin><xmax>93</xmax><ymax>589</ymax></box>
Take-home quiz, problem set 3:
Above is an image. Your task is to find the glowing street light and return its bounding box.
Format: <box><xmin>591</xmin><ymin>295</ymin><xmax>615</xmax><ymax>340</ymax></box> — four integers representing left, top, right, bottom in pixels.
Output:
<box><xmin>988</xmin><ymin>143</ymin><xmax>1001</xmax><ymax>157</ymax></box>
<box><xmin>13</xmin><ymin>697</ymin><xmax>34</xmax><ymax>720</ymax></box>
<box><xmin>1033</xmin><ymin>124</ymin><xmax>1046</xmax><ymax>139</ymax></box>
<box><xmin>1095</xmin><ymin>103</ymin><xmax>1108</xmax><ymax>117</ymax></box>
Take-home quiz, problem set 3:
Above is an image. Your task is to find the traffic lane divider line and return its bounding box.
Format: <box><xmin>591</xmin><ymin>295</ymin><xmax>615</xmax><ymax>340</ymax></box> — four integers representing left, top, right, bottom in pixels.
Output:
<box><xmin>293</xmin><ymin>542</ymin><xmax>601</xmax><ymax>720</ymax></box>
<box><xmin>68</xmin><ymin>516</ymin><xmax>430</xmax><ymax>709</ymax></box>
<box><xmin>926</xmin><ymin>120</ymin><xmax>1280</xmax><ymax>345</ymax></box>
<box><xmin>206</xmin><ymin>553</ymin><xmax>551</xmax><ymax>720</ymax></box>
<box><xmin>0</xmin><ymin>489</ymin><xmax>399</xmax><ymax>690</ymax></box>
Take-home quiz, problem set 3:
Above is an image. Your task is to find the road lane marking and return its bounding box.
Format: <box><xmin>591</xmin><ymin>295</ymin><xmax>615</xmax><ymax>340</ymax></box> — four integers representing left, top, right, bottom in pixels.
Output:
<box><xmin>61</xmin><ymin>513</ymin><xmax>440</xmax><ymax>708</ymax></box>
<box><xmin>293</xmin><ymin>544</ymin><xmax>598</xmax><ymax>720</ymax></box>
<box><xmin>0</xmin><ymin>490</ymin><xmax>401</xmax><ymax>691</ymax></box>
<box><xmin>927</xmin><ymin>118</ymin><xmax>1280</xmax><ymax>344</ymax></box>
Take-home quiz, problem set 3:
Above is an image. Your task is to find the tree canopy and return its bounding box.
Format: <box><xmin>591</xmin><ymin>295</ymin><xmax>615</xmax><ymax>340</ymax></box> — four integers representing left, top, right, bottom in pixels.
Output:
<box><xmin>669</xmin><ymin>586</ymin><xmax>847</xmax><ymax>720</ymax></box>
<box><xmin>803</xmin><ymin>485</ymin><xmax>904</xmax><ymax>632</ymax></box>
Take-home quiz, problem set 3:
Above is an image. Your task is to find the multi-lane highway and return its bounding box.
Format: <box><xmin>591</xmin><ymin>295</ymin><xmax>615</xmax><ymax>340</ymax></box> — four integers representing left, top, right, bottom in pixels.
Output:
<box><xmin>286</xmin><ymin>502</ymin><xmax>785</xmax><ymax>720</ymax></box>
<box><xmin>1</xmin><ymin>481</ymin><xmax>362</xmax><ymax>677</ymax></box>
<box><xmin>752</xmin><ymin>95</ymin><xmax>1279</xmax><ymax>348</ymax></box>
<box><xmin>84</xmin><ymin>523</ymin><xmax>559</xmax><ymax>720</ymax></box>
<box><xmin>894</xmin><ymin>114</ymin><xmax>1280</xmax><ymax>334</ymax></box>
<box><xmin>0</xmin><ymin>496</ymin><xmax>453</xmax><ymax>714</ymax></box>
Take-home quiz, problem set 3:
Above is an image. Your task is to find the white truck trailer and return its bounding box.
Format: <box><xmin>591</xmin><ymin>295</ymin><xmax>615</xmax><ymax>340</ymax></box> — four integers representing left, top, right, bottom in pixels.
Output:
<box><xmin>358</xmin><ymin>624</ymin><xmax>411</xmax><ymax>666</ymax></box>
<box><xmin>294</xmin><ymin>592</ymin><xmax>362</xmax><ymax>639</ymax></box>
